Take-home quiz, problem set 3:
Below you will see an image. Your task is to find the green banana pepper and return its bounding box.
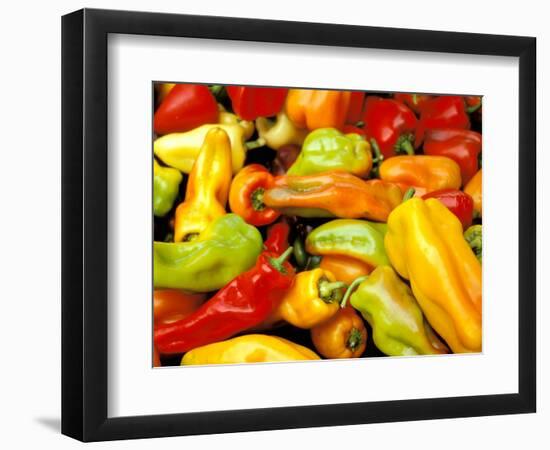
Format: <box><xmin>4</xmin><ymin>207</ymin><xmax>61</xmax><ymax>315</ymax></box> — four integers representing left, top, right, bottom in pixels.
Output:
<box><xmin>287</xmin><ymin>128</ymin><xmax>372</xmax><ymax>177</ymax></box>
<box><xmin>464</xmin><ymin>224</ymin><xmax>482</xmax><ymax>263</ymax></box>
<box><xmin>346</xmin><ymin>266</ymin><xmax>448</xmax><ymax>356</ymax></box>
<box><xmin>154</xmin><ymin>159</ymin><xmax>183</xmax><ymax>217</ymax></box>
<box><xmin>154</xmin><ymin>214</ymin><xmax>263</xmax><ymax>292</ymax></box>
<box><xmin>305</xmin><ymin>219</ymin><xmax>389</xmax><ymax>268</ymax></box>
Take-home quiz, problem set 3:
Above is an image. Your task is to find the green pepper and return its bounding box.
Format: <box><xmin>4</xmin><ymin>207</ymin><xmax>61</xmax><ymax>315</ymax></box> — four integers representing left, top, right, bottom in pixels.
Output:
<box><xmin>154</xmin><ymin>214</ymin><xmax>263</xmax><ymax>292</ymax></box>
<box><xmin>464</xmin><ymin>224</ymin><xmax>482</xmax><ymax>263</ymax></box>
<box><xmin>305</xmin><ymin>219</ymin><xmax>389</xmax><ymax>268</ymax></box>
<box><xmin>287</xmin><ymin>128</ymin><xmax>372</xmax><ymax>177</ymax></box>
<box><xmin>154</xmin><ymin>159</ymin><xmax>183</xmax><ymax>217</ymax></box>
<box><xmin>346</xmin><ymin>266</ymin><xmax>448</xmax><ymax>356</ymax></box>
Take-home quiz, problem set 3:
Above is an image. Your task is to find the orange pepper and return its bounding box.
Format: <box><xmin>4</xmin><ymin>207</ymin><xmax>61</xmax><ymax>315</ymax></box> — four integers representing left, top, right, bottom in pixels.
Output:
<box><xmin>263</xmin><ymin>172</ymin><xmax>403</xmax><ymax>222</ymax></box>
<box><xmin>285</xmin><ymin>89</ymin><xmax>352</xmax><ymax>130</ymax></box>
<box><xmin>319</xmin><ymin>255</ymin><xmax>373</xmax><ymax>285</ymax></box>
<box><xmin>228</xmin><ymin>164</ymin><xmax>280</xmax><ymax>226</ymax></box>
<box><xmin>311</xmin><ymin>307</ymin><xmax>367</xmax><ymax>359</ymax></box>
<box><xmin>464</xmin><ymin>169</ymin><xmax>482</xmax><ymax>217</ymax></box>
<box><xmin>153</xmin><ymin>346</ymin><xmax>161</xmax><ymax>367</ymax></box>
<box><xmin>154</xmin><ymin>289</ymin><xmax>206</xmax><ymax>325</ymax></box>
<box><xmin>380</xmin><ymin>155</ymin><xmax>461</xmax><ymax>193</ymax></box>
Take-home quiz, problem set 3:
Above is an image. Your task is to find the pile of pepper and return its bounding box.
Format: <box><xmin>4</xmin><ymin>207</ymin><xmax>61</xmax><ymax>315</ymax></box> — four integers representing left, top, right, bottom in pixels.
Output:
<box><xmin>153</xmin><ymin>84</ymin><xmax>483</xmax><ymax>366</ymax></box>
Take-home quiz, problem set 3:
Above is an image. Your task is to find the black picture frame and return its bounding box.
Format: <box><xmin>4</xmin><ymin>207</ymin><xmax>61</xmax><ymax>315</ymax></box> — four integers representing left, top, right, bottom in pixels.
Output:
<box><xmin>62</xmin><ymin>8</ymin><xmax>536</xmax><ymax>442</ymax></box>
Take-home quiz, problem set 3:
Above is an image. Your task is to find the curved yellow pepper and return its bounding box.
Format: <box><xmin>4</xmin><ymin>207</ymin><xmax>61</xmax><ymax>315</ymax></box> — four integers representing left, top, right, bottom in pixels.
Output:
<box><xmin>173</xmin><ymin>128</ymin><xmax>232</xmax><ymax>242</ymax></box>
<box><xmin>181</xmin><ymin>334</ymin><xmax>320</xmax><ymax>365</ymax></box>
<box><xmin>464</xmin><ymin>169</ymin><xmax>482</xmax><ymax>217</ymax></box>
<box><xmin>255</xmin><ymin>112</ymin><xmax>308</xmax><ymax>150</ymax></box>
<box><xmin>154</xmin><ymin>120</ymin><xmax>254</xmax><ymax>174</ymax></box>
<box><xmin>268</xmin><ymin>268</ymin><xmax>347</xmax><ymax>329</ymax></box>
<box><xmin>385</xmin><ymin>198</ymin><xmax>482</xmax><ymax>353</ymax></box>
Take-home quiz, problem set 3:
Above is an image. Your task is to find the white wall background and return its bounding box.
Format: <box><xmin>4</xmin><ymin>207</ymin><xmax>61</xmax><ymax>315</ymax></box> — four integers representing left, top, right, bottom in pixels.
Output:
<box><xmin>0</xmin><ymin>0</ymin><xmax>546</xmax><ymax>448</ymax></box>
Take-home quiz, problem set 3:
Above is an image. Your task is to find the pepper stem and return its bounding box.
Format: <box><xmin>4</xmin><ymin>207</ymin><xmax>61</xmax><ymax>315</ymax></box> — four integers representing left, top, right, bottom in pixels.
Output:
<box><xmin>340</xmin><ymin>275</ymin><xmax>369</xmax><ymax>308</ymax></box>
<box><xmin>400</xmin><ymin>138</ymin><xmax>415</xmax><ymax>155</ymax></box>
<box><xmin>251</xmin><ymin>188</ymin><xmax>266</xmax><ymax>211</ymax></box>
<box><xmin>402</xmin><ymin>187</ymin><xmax>416</xmax><ymax>202</ymax></box>
<box><xmin>318</xmin><ymin>279</ymin><xmax>347</xmax><ymax>303</ymax></box>
<box><xmin>369</xmin><ymin>138</ymin><xmax>384</xmax><ymax>164</ymax></box>
<box><xmin>245</xmin><ymin>137</ymin><xmax>266</xmax><ymax>150</ymax></box>
<box><xmin>209</xmin><ymin>85</ymin><xmax>224</xmax><ymax>97</ymax></box>
<box><xmin>269</xmin><ymin>246</ymin><xmax>294</xmax><ymax>273</ymax></box>
<box><xmin>347</xmin><ymin>327</ymin><xmax>363</xmax><ymax>351</ymax></box>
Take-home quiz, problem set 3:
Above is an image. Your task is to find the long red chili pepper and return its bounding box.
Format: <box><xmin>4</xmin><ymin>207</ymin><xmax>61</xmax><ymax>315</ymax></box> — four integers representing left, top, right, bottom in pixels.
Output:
<box><xmin>154</xmin><ymin>247</ymin><xmax>295</xmax><ymax>354</ymax></box>
<box><xmin>264</xmin><ymin>221</ymin><xmax>290</xmax><ymax>255</ymax></box>
<box><xmin>362</xmin><ymin>97</ymin><xmax>417</xmax><ymax>159</ymax></box>
<box><xmin>415</xmin><ymin>96</ymin><xmax>470</xmax><ymax>147</ymax></box>
<box><xmin>423</xmin><ymin>128</ymin><xmax>482</xmax><ymax>185</ymax></box>
<box><xmin>226</xmin><ymin>86</ymin><xmax>288</xmax><ymax>121</ymax></box>
<box><xmin>153</xmin><ymin>84</ymin><xmax>218</xmax><ymax>135</ymax></box>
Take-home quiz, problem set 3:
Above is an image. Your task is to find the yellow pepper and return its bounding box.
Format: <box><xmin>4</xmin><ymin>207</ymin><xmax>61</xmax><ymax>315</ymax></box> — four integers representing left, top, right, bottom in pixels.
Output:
<box><xmin>173</xmin><ymin>128</ymin><xmax>232</xmax><ymax>242</ymax></box>
<box><xmin>385</xmin><ymin>197</ymin><xmax>482</xmax><ymax>353</ymax></box>
<box><xmin>255</xmin><ymin>112</ymin><xmax>308</xmax><ymax>150</ymax></box>
<box><xmin>181</xmin><ymin>334</ymin><xmax>320</xmax><ymax>365</ymax></box>
<box><xmin>154</xmin><ymin>119</ymin><xmax>255</xmax><ymax>175</ymax></box>
<box><xmin>269</xmin><ymin>268</ymin><xmax>347</xmax><ymax>329</ymax></box>
<box><xmin>464</xmin><ymin>169</ymin><xmax>482</xmax><ymax>217</ymax></box>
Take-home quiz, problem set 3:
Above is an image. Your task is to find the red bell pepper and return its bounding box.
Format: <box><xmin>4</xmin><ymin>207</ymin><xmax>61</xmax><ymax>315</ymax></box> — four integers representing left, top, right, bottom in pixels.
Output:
<box><xmin>264</xmin><ymin>221</ymin><xmax>290</xmax><ymax>255</ymax></box>
<box><xmin>423</xmin><ymin>128</ymin><xmax>481</xmax><ymax>185</ymax></box>
<box><xmin>346</xmin><ymin>91</ymin><xmax>366</xmax><ymax>125</ymax></box>
<box><xmin>422</xmin><ymin>189</ymin><xmax>474</xmax><ymax>229</ymax></box>
<box><xmin>226</xmin><ymin>86</ymin><xmax>288</xmax><ymax>120</ymax></box>
<box><xmin>153</xmin><ymin>84</ymin><xmax>218</xmax><ymax>135</ymax></box>
<box><xmin>393</xmin><ymin>93</ymin><xmax>433</xmax><ymax>114</ymax></box>
<box><xmin>362</xmin><ymin>97</ymin><xmax>417</xmax><ymax>159</ymax></box>
<box><xmin>415</xmin><ymin>96</ymin><xmax>470</xmax><ymax>147</ymax></box>
<box><xmin>154</xmin><ymin>247</ymin><xmax>295</xmax><ymax>354</ymax></box>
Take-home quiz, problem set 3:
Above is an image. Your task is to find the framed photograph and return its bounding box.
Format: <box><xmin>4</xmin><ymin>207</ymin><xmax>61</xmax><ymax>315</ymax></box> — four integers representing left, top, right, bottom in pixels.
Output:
<box><xmin>61</xmin><ymin>8</ymin><xmax>536</xmax><ymax>442</ymax></box>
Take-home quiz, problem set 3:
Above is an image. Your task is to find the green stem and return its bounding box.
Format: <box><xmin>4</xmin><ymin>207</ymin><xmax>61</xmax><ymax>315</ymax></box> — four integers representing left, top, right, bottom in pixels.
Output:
<box><xmin>269</xmin><ymin>246</ymin><xmax>294</xmax><ymax>273</ymax></box>
<box><xmin>209</xmin><ymin>85</ymin><xmax>224</xmax><ymax>97</ymax></box>
<box><xmin>340</xmin><ymin>275</ymin><xmax>369</xmax><ymax>308</ymax></box>
<box><xmin>399</xmin><ymin>138</ymin><xmax>415</xmax><ymax>155</ymax></box>
<box><xmin>402</xmin><ymin>187</ymin><xmax>416</xmax><ymax>202</ymax></box>
<box><xmin>251</xmin><ymin>188</ymin><xmax>265</xmax><ymax>211</ymax></box>
<box><xmin>318</xmin><ymin>279</ymin><xmax>348</xmax><ymax>303</ymax></box>
<box><xmin>245</xmin><ymin>137</ymin><xmax>266</xmax><ymax>150</ymax></box>
<box><xmin>369</xmin><ymin>138</ymin><xmax>384</xmax><ymax>164</ymax></box>
<box><xmin>347</xmin><ymin>327</ymin><xmax>363</xmax><ymax>351</ymax></box>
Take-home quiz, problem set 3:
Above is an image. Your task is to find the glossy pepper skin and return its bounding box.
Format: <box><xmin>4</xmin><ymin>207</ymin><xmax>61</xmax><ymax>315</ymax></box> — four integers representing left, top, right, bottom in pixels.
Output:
<box><xmin>173</xmin><ymin>128</ymin><xmax>232</xmax><ymax>242</ymax></box>
<box><xmin>154</xmin><ymin>289</ymin><xmax>205</xmax><ymax>325</ymax></box>
<box><xmin>264</xmin><ymin>221</ymin><xmax>290</xmax><ymax>255</ymax></box>
<box><xmin>154</xmin><ymin>247</ymin><xmax>295</xmax><ymax>354</ymax></box>
<box><xmin>306</xmin><ymin>219</ymin><xmax>389</xmax><ymax>268</ymax></box>
<box><xmin>229</xmin><ymin>164</ymin><xmax>280</xmax><ymax>226</ymax></box>
<box><xmin>270</xmin><ymin>268</ymin><xmax>347</xmax><ymax>329</ymax></box>
<box><xmin>153</xmin><ymin>159</ymin><xmax>182</xmax><ymax>217</ymax></box>
<box><xmin>264</xmin><ymin>172</ymin><xmax>403</xmax><ymax>222</ymax></box>
<box><xmin>423</xmin><ymin>128</ymin><xmax>482</xmax><ymax>185</ymax></box>
<box><xmin>415</xmin><ymin>96</ymin><xmax>471</xmax><ymax>147</ymax></box>
<box><xmin>348</xmin><ymin>266</ymin><xmax>448</xmax><ymax>356</ymax></box>
<box><xmin>464</xmin><ymin>169</ymin><xmax>482</xmax><ymax>217</ymax></box>
<box><xmin>286</xmin><ymin>89</ymin><xmax>353</xmax><ymax>131</ymax></box>
<box><xmin>287</xmin><ymin>128</ymin><xmax>372</xmax><ymax>178</ymax></box>
<box><xmin>422</xmin><ymin>189</ymin><xmax>474</xmax><ymax>229</ymax></box>
<box><xmin>362</xmin><ymin>97</ymin><xmax>417</xmax><ymax>159</ymax></box>
<box><xmin>320</xmin><ymin>255</ymin><xmax>372</xmax><ymax>285</ymax></box>
<box><xmin>154</xmin><ymin>214</ymin><xmax>263</xmax><ymax>292</ymax></box>
<box><xmin>380</xmin><ymin>155</ymin><xmax>462</xmax><ymax>193</ymax></box>
<box><xmin>154</xmin><ymin>84</ymin><xmax>218</xmax><ymax>135</ymax></box>
<box><xmin>226</xmin><ymin>86</ymin><xmax>288</xmax><ymax>121</ymax></box>
<box><xmin>311</xmin><ymin>307</ymin><xmax>367</xmax><ymax>359</ymax></box>
<box><xmin>346</xmin><ymin>91</ymin><xmax>366</xmax><ymax>124</ymax></box>
<box><xmin>181</xmin><ymin>334</ymin><xmax>320</xmax><ymax>365</ymax></box>
<box><xmin>255</xmin><ymin>112</ymin><xmax>308</xmax><ymax>150</ymax></box>
<box><xmin>154</xmin><ymin>121</ymin><xmax>254</xmax><ymax>175</ymax></box>
<box><xmin>385</xmin><ymin>198</ymin><xmax>482</xmax><ymax>353</ymax></box>
<box><xmin>393</xmin><ymin>93</ymin><xmax>433</xmax><ymax>114</ymax></box>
